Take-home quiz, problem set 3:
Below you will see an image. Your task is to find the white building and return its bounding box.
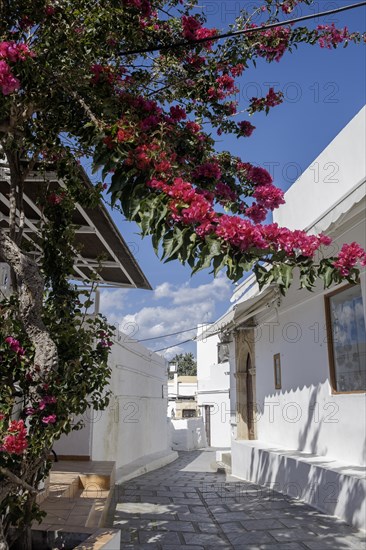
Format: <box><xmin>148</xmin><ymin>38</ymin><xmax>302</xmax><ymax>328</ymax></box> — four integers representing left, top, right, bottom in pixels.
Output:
<box><xmin>168</xmin><ymin>374</ymin><xmax>198</xmax><ymax>418</ymax></box>
<box><xmin>201</xmin><ymin>106</ymin><xmax>366</xmax><ymax>528</ymax></box>
<box><xmin>196</xmin><ymin>327</ymin><xmax>231</xmax><ymax>448</ymax></box>
<box><xmin>167</xmin><ymin>375</ymin><xmax>208</xmax><ymax>451</ymax></box>
<box><xmin>54</xmin><ymin>331</ymin><xmax>176</xmax><ymax>481</ymax></box>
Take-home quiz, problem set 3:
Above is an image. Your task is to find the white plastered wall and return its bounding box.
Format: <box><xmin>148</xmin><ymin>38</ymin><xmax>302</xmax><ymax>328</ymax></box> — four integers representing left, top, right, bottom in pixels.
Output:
<box><xmin>197</xmin><ymin>329</ymin><xmax>232</xmax><ymax>447</ymax></box>
<box><xmin>55</xmin><ymin>332</ymin><xmax>170</xmax><ymax>468</ymax></box>
<box><xmin>247</xmin><ymin>214</ymin><xmax>366</xmax><ymax>466</ymax></box>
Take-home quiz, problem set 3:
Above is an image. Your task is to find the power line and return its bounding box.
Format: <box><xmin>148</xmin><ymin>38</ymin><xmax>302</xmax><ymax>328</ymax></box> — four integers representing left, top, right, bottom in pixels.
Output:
<box><xmin>120</xmin><ymin>2</ymin><xmax>366</xmax><ymax>56</ymax></box>
<box><xmin>137</xmin><ymin>324</ymin><xmax>213</xmax><ymax>342</ymax></box>
<box><xmin>154</xmin><ymin>338</ymin><xmax>194</xmax><ymax>352</ymax></box>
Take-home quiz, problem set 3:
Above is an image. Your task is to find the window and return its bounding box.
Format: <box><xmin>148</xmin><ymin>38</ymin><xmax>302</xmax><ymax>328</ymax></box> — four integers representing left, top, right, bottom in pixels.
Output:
<box><xmin>273</xmin><ymin>353</ymin><xmax>282</xmax><ymax>389</ymax></box>
<box><xmin>218</xmin><ymin>343</ymin><xmax>230</xmax><ymax>364</ymax></box>
<box><xmin>325</xmin><ymin>284</ymin><xmax>366</xmax><ymax>393</ymax></box>
<box><xmin>182</xmin><ymin>409</ymin><xmax>196</xmax><ymax>418</ymax></box>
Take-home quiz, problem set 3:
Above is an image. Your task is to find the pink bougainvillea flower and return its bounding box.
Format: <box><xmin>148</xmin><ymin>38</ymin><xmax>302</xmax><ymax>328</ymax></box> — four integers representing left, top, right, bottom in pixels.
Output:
<box><xmin>47</xmin><ymin>192</ymin><xmax>64</xmax><ymax>205</ymax></box>
<box><xmin>333</xmin><ymin>242</ymin><xmax>366</xmax><ymax>276</ymax></box>
<box><xmin>2</xmin><ymin>420</ymin><xmax>28</xmax><ymax>454</ymax></box>
<box><xmin>45</xmin><ymin>5</ymin><xmax>56</xmax><ymax>16</ymax></box>
<box><xmin>169</xmin><ymin>105</ymin><xmax>187</xmax><ymax>121</ymax></box>
<box><xmin>245</xmin><ymin>203</ymin><xmax>268</xmax><ymax>223</ymax></box>
<box><xmin>44</xmin><ymin>396</ymin><xmax>57</xmax><ymax>404</ymax></box>
<box><xmin>237</xmin><ymin>162</ymin><xmax>273</xmax><ymax>186</ymax></box>
<box><xmin>42</xmin><ymin>414</ymin><xmax>57</xmax><ymax>424</ymax></box>
<box><xmin>253</xmin><ymin>185</ymin><xmax>285</xmax><ymax>210</ymax></box>
<box><xmin>0</xmin><ymin>60</ymin><xmax>20</xmax><ymax>95</ymax></box>
<box><xmin>5</xmin><ymin>336</ymin><xmax>25</xmax><ymax>355</ymax></box>
<box><xmin>238</xmin><ymin>120</ymin><xmax>256</xmax><ymax>137</ymax></box>
<box><xmin>317</xmin><ymin>24</ymin><xmax>350</xmax><ymax>49</ymax></box>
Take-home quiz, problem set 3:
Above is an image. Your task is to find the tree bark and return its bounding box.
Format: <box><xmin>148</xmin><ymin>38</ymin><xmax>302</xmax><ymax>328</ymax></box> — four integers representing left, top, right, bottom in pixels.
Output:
<box><xmin>0</xmin><ymin>468</ymin><xmax>38</xmax><ymax>495</ymax></box>
<box><xmin>0</xmin><ymin>229</ymin><xmax>58</xmax><ymax>379</ymax></box>
<box><xmin>0</xmin><ymin>522</ymin><xmax>8</xmax><ymax>550</ymax></box>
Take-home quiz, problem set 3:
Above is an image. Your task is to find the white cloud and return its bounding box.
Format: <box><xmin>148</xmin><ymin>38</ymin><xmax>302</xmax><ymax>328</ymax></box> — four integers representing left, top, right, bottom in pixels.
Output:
<box><xmin>116</xmin><ymin>301</ymin><xmax>213</xmax><ymax>341</ymax></box>
<box><xmin>158</xmin><ymin>345</ymin><xmax>186</xmax><ymax>360</ymax></box>
<box><xmin>99</xmin><ymin>288</ymin><xmax>129</xmax><ymax>314</ymax></box>
<box><xmin>153</xmin><ymin>273</ymin><xmax>232</xmax><ymax>305</ymax></box>
<box><xmin>100</xmin><ymin>274</ymin><xmax>233</xmax><ymax>356</ymax></box>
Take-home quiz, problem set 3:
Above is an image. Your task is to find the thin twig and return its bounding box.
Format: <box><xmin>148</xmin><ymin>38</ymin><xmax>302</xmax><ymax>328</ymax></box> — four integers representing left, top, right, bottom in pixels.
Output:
<box><xmin>70</xmin><ymin>91</ymin><xmax>104</xmax><ymax>131</ymax></box>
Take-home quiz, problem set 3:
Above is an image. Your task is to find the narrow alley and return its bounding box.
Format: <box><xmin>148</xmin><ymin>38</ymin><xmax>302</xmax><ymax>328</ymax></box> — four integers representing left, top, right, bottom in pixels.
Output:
<box><xmin>108</xmin><ymin>450</ymin><xmax>366</xmax><ymax>549</ymax></box>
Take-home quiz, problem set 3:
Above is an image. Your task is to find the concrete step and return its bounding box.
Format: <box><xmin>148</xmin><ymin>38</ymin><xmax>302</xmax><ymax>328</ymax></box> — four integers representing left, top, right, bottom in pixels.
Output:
<box><xmin>33</xmin><ymin>460</ymin><xmax>115</xmax><ymax>533</ymax></box>
<box><xmin>216</xmin><ymin>450</ymin><xmax>232</xmax><ymax>475</ymax></box>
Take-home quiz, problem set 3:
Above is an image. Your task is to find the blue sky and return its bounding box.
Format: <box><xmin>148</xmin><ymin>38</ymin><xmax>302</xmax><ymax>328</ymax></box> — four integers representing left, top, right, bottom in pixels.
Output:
<box><xmin>98</xmin><ymin>1</ymin><xmax>366</xmax><ymax>358</ymax></box>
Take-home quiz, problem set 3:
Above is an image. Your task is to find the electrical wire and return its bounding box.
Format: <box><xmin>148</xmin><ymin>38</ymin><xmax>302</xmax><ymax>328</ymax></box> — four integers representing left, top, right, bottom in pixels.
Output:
<box><xmin>120</xmin><ymin>2</ymin><xmax>366</xmax><ymax>56</ymax></box>
<box><xmin>137</xmin><ymin>323</ymin><xmax>214</xmax><ymax>342</ymax></box>
<box><xmin>154</xmin><ymin>338</ymin><xmax>195</xmax><ymax>352</ymax></box>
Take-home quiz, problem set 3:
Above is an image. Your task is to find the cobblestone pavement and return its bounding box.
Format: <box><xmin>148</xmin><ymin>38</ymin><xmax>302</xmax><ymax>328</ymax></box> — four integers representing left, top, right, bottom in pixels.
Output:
<box><xmin>108</xmin><ymin>450</ymin><xmax>366</xmax><ymax>549</ymax></box>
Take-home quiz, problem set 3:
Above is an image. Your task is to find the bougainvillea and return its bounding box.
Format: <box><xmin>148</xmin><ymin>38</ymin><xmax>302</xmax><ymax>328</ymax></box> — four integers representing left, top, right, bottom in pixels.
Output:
<box><xmin>1</xmin><ymin>420</ymin><xmax>28</xmax><ymax>455</ymax></box>
<box><xmin>0</xmin><ymin>173</ymin><xmax>114</xmax><ymax>548</ymax></box>
<box><xmin>0</xmin><ymin>0</ymin><xmax>365</xmax><ymax>546</ymax></box>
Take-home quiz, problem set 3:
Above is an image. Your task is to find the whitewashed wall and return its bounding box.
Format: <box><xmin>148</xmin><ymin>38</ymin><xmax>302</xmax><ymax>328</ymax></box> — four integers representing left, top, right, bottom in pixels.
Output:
<box><xmin>274</xmin><ymin>106</ymin><xmax>366</xmax><ymax>232</ymax></box>
<box><xmin>230</xmin><ymin>107</ymin><xmax>366</xmax><ymax>466</ymax></box>
<box><xmin>169</xmin><ymin>418</ymin><xmax>207</xmax><ymax>450</ymax></box>
<box><xmin>230</xmin><ymin>213</ymin><xmax>366</xmax><ymax>467</ymax></box>
<box><xmin>53</xmin><ymin>413</ymin><xmax>92</xmax><ymax>458</ymax></box>
<box><xmin>55</xmin><ymin>331</ymin><xmax>170</xmax><ymax>469</ymax></box>
<box><xmin>197</xmin><ymin>330</ymin><xmax>232</xmax><ymax>448</ymax></box>
<box><xmin>254</xmin><ymin>279</ymin><xmax>366</xmax><ymax>466</ymax></box>
<box><xmin>221</xmin><ymin>109</ymin><xmax>366</xmax><ymax>527</ymax></box>
<box><xmin>168</xmin><ymin>377</ymin><xmax>198</xmax><ymax>398</ymax></box>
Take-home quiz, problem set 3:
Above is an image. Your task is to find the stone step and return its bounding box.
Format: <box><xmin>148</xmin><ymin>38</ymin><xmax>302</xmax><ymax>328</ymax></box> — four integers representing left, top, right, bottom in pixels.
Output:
<box><xmin>32</xmin><ymin>460</ymin><xmax>115</xmax><ymax>533</ymax></box>
<box><xmin>221</xmin><ymin>452</ymin><xmax>232</xmax><ymax>467</ymax></box>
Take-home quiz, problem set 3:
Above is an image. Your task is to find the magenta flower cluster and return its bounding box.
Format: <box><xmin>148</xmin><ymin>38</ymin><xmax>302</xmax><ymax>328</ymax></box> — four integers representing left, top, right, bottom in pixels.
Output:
<box><xmin>26</xmin><ymin>395</ymin><xmax>57</xmax><ymax>426</ymax></box>
<box><xmin>317</xmin><ymin>24</ymin><xmax>350</xmax><ymax>49</ymax></box>
<box><xmin>5</xmin><ymin>337</ymin><xmax>25</xmax><ymax>356</ymax></box>
<box><xmin>0</xmin><ymin>419</ymin><xmax>28</xmax><ymax>455</ymax></box>
<box><xmin>0</xmin><ymin>41</ymin><xmax>33</xmax><ymax>95</ymax></box>
<box><xmin>333</xmin><ymin>242</ymin><xmax>366</xmax><ymax>276</ymax></box>
<box><xmin>255</xmin><ymin>27</ymin><xmax>291</xmax><ymax>63</ymax></box>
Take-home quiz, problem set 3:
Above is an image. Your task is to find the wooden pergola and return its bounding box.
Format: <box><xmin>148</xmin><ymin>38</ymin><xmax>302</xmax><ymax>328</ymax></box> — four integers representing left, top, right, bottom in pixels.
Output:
<box><xmin>0</xmin><ymin>162</ymin><xmax>151</xmax><ymax>290</ymax></box>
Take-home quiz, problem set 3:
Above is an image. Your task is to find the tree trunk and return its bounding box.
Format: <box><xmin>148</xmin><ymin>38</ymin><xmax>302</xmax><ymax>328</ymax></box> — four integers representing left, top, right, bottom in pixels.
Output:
<box><xmin>0</xmin><ymin>229</ymin><xmax>58</xmax><ymax>545</ymax></box>
<box><xmin>0</xmin><ymin>229</ymin><xmax>58</xmax><ymax>380</ymax></box>
<box><xmin>0</xmin><ymin>521</ymin><xmax>9</xmax><ymax>550</ymax></box>
<box><xmin>20</xmin><ymin>523</ymin><xmax>32</xmax><ymax>550</ymax></box>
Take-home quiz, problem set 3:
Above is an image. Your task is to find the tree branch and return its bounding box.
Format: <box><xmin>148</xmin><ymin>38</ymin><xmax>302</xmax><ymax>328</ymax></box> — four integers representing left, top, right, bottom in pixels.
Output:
<box><xmin>5</xmin><ymin>150</ymin><xmax>19</xmax><ymax>242</ymax></box>
<box><xmin>70</xmin><ymin>91</ymin><xmax>104</xmax><ymax>131</ymax></box>
<box><xmin>0</xmin><ymin>467</ymin><xmax>38</xmax><ymax>495</ymax></box>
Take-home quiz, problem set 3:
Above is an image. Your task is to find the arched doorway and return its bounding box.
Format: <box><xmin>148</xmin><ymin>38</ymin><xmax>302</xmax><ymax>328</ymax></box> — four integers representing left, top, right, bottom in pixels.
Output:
<box><xmin>235</xmin><ymin>329</ymin><xmax>256</xmax><ymax>440</ymax></box>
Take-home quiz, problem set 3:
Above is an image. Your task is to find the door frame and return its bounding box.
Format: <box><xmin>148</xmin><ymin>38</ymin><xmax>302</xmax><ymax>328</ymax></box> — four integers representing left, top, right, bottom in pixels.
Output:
<box><xmin>235</xmin><ymin>328</ymin><xmax>257</xmax><ymax>440</ymax></box>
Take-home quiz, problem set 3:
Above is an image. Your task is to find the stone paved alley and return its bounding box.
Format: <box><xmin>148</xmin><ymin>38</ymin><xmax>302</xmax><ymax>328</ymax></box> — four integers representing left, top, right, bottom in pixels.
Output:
<box><xmin>108</xmin><ymin>450</ymin><xmax>366</xmax><ymax>549</ymax></box>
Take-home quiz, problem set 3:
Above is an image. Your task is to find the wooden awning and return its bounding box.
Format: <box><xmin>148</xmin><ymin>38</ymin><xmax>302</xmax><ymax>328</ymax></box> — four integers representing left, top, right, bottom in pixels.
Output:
<box><xmin>0</xmin><ymin>163</ymin><xmax>151</xmax><ymax>290</ymax></box>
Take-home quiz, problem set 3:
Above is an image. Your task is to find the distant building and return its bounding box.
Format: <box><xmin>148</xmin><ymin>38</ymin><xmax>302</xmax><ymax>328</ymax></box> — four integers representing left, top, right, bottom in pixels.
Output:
<box><xmin>196</xmin><ymin>327</ymin><xmax>231</xmax><ymax>448</ymax></box>
<box><xmin>168</xmin><ymin>375</ymin><xmax>199</xmax><ymax>418</ymax></box>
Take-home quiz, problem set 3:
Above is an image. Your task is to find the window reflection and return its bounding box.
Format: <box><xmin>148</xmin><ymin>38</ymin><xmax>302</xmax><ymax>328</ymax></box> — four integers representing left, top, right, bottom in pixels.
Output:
<box><xmin>329</xmin><ymin>285</ymin><xmax>366</xmax><ymax>392</ymax></box>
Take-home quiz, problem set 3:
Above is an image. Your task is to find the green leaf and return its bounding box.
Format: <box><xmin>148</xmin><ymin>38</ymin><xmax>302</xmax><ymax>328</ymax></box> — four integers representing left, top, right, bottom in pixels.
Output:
<box><xmin>321</xmin><ymin>266</ymin><xmax>334</xmax><ymax>288</ymax></box>
<box><xmin>191</xmin><ymin>237</ymin><xmax>222</xmax><ymax>274</ymax></box>
<box><xmin>253</xmin><ymin>264</ymin><xmax>273</xmax><ymax>290</ymax></box>
<box><xmin>281</xmin><ymin>264</ymin><xmax>294</xmax><ymax>290</ymax></box>
<box><xmin>212</xmin><ymin>253</ymin><xmax>227</xmax><ymax>276</ymax></box>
